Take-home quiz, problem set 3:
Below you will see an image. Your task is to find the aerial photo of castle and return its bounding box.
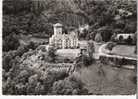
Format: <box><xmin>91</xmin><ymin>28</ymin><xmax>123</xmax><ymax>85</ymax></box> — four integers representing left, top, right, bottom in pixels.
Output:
<box><xmin>2</xmin><ymin>0</ymin><xmax>137</xmax><ymax>96</ymax></box>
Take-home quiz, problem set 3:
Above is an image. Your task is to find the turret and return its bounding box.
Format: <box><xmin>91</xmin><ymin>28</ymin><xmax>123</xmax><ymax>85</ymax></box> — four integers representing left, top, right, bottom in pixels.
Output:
<box><xmin>53</xmin><ymin>23</ymin><xmax>63</xmax><ymax>35</ymax></box>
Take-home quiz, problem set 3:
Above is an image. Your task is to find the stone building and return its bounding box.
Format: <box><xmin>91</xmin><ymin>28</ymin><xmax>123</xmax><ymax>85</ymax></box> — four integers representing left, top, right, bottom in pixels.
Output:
<box><xmin>78</xmin><ymin>24</ymin><xmax>89</xmax><ymax>33</ymax></box>
<box><xmin>49</xmin><ymin>23</ymin><xmax>79</xmax><ymax>49</ymax></box>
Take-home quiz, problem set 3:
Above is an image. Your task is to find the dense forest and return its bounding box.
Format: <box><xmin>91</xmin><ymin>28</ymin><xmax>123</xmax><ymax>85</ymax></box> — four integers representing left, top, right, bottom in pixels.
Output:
<box><xmin>3</xmin><ymin>0</ymin><xmax>137</xmax><ymax>51</ymax></box>
<box><xmin>2</xmin><ymin>0</ymin><xmax>137</xmax><ymax>95</ymax></box>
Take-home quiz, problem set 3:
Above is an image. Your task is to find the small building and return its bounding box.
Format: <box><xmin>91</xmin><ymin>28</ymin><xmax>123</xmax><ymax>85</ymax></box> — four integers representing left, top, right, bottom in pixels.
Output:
<box><xmin>114</xmin><ymin>33</ymin><xmax>135</xmax><ymax>44</ymax></box>
<box><xmin>78</xmin><ymin>41</ymin><xmax>89</xmax><ymax>55</ymax></box>
<box><xmin>115</xmin><ymin>33</ymin><xmax>134</xmax><ymax>40</ymax></box>
<box><xmin>49</xmin><ymin>23</ymin><xmax>79</xmax><ymax>49</ymax></box>
<box><xmin>78</xmin><ymin>24</ymin><xmax>89</xmax><ymax>33</ymax></box>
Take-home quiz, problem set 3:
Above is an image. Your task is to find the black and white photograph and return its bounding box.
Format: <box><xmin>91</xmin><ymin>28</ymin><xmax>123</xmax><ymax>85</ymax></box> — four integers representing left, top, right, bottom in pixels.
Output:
<box><xmin>2</xmin><ymin>0</ymin><xmax>137</xmax><ymax>96</ymax></box>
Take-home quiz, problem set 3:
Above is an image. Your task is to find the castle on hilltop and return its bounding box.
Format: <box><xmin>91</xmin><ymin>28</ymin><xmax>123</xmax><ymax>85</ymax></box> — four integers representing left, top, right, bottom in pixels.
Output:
<box><xmin>49</xmin><ymin>23</ymin><xmax>79</xmax><ymax>49</ymax></box>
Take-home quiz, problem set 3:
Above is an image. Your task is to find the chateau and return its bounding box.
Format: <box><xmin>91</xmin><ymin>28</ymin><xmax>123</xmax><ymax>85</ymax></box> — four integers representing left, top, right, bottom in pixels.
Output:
<box><xmin>49</xmin><ymin>23</ymin><xmax>79</xmax><ymax>49</ymax></box>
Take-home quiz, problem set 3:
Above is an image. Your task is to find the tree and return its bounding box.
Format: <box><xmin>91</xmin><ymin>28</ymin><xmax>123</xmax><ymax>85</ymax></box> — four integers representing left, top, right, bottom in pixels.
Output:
<box><xmin>97</xmin><ymin>26</ymin><xmax>113</xmax><ymax>42</ymax></box>
<box><xmin>124</xmin><ymin>21</ymin><xmax>137</xmax><ymax>33</ymax></box>
<box><xmin>114</xmin><ymin>20</ymin><xmax>125</xmax><ymax>29</ymax></box>
<box><xmin>3</xmin><ymin>33</ymin><xmax>20</xmax><ymax>52</ymax></box>
<box><xmin>27</xmin><ymin>41</ymin><xmax>38</xmax><ymax>50</ymax></box>
<box><xmin>95</xmin><ymin>33</ymin><xmax>102</xmax><ymax>43</ymax></box>
<box><xmin>51</xmin><ymin>74</ymin><xmax>88</xmax><ymax>95</ymax></box>
<box><xmin>119</xmin><ymin>35</ymin><xmax>123</xmax><ymax>42</ymax></box>
<box><xmin>133</xmin><ymin>33</ymin><xmax>137</xmax><ymax>45</ymax></box>
<box><xmin>47</xmin><ymin>45</ymin><xmax>57</xmax><ymax>63</ymax></box>
<box><xmin>79</xmin><ymin>29</ymin><xmax>88</xmax><ymax>40</ymax></box>
<box><xmin>17</xmin><ymin>70</ymin><xmax>30</xmax><ymax>84</ymax></box>
<box><xmin>126</xmin><ymin>35</ymin><xmax>133</xmax><ymax>45</ymax></box>
<box><xmin>15</xmin><ymin>45</ymin><xmax>28</xmax><ymax>57</ymax></box>
<box><xmin>2</xmin><ymin>50</ymin><xmax>20</xmax><ymax>72</ymax></box>
<box><xmin>74</xmin><ymin>54</ymin><xmax>84</xmax><ymax>70</ymax></box>
<box><xmin>82</xmin><ymin>55</ymin><xmax>92</xmax><ymax>66</ymax></box>
<box><xmin>106</xmin><ymin>42</ymin><xmax>116</xmax><ymax>51</ymax></box>
<box><xmin>34</xmin><ymin>82</ymin><xmax>45</xmax><ymax>95</ymax></box>
<box><xmin>3</xmin><ymin>0</ymin><xmax>31</xmax><ymax>15</ymax></box>
<box><xmin>88</xmin><ymin>40</ymin><xmax>95</xmax><ymax>59</ymax></box>
<box><xmin>3</xmin><ymin>52</ymin><xmax>13</xmax><ymax>72</ymax></box>
<box><xmin>14</xmin><ymin>83</ymin><xmax>27</xmax><ymax>95</ymax></box>
<box><xmin>110</xmin><ymin>33</ymin><xmax>117</xmax><ymax>42</ymax></box>
<box><xmin>2</xmin><ymin>77</ymin><xmax>16</xmax><ymax>95</ymax></box>
<box><xmin>134</xmin><ymin>46</ymin><xmax>137</xmax><ymax>54</ymax></box>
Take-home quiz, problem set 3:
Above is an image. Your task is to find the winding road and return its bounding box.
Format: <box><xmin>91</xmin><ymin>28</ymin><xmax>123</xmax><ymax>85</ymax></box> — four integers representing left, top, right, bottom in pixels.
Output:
<box><xmin>98</xmin><ymin>43</ymin><xmax>137</xmax><ymax>61</ymax></box>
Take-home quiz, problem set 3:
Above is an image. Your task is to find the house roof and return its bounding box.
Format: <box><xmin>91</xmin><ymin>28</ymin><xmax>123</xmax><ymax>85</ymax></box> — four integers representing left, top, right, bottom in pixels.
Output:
<box><xmin>53</xmin><ymin>23</ymin><xmax>63</xmax><ymax>27</ymax></box>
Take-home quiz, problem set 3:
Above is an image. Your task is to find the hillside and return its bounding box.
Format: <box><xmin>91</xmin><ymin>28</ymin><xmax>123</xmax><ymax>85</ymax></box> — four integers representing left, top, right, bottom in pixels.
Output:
<box><xmin>3</xmin><ymin>0</ymin><xmax>137</xmax><ymax>49</ymax></box>
<box><xmin>2</xmin><ymin>0</ymin><xmax>137</xmax><ymax>95</ymax></box>
<box><xmin>3</xmin><ymin>0</ymin><xmax>137</xmax><ymax>30</ymax></box>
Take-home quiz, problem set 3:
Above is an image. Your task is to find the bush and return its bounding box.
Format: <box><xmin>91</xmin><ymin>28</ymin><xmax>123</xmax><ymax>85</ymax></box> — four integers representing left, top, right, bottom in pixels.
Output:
<box><xmin>47</xmin><ymin>45</ymin><xmax>57</xmax><ymax>63</ymax></box>
<box><xmin>125</xmin><ymin>35</ymin><xmax>133</xmax><ymax>45</ymax></box>
<box><xmin>106</xmin><ymin>42</ymin><xmax>116</xmax><ymax>51</ymax></box>
<box><xmin>131</xmin><ymin>76</ymin><xmax>137</xmax><ymax>84</ymax></box>
<box><xmin>75</xmin><ymin>54</ymin><xmax>92</xmax><ymax>68</ymax></box>
<box><xmin>3</xmin><ymin>34</ymin><xmax>20</xmax><ymax>52</ymax></box>
<box><xmin>119</xmin><ymin>35</ymin><xmax>123</xmax><ymax>42</ymax></box>
<box><xmin>63</xmin><ymin>58</ymin><xmax>71</xmax><ymax>63</ymax></box>
<box><xmin>95</xmin><ymin>33</ymin><xmax>103</xmax><ymax>43</ymax></box>
<box><xmin>82</xmin><ymin>55</ymin><xmax>92</xmax><ymax>66</ymax></box>
<box><xmin>2</xmin><ymin>41</ymin><xmax>39</xmax><ymax>72</ymax></box>
<box><xmin>51</xmin><ymin>74</ymin><xmax>88</xmax><ymax>95</ymax></box>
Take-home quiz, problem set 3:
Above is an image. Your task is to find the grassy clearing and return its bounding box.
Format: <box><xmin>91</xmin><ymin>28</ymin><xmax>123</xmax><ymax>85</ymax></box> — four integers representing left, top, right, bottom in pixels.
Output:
<box><xmin>78</xmin><ymin>63</ymin><xmax>136</xmax><ymax>95</ymax></box>
<box><xmin>111</xmin><ymin>45</ymin><xmax>136</xmax><ymax>58</ymax></box>
<box><xmin>19</xmin><ymin>34</ymin><xmax>49</xmax><ymax>45</ymax></box>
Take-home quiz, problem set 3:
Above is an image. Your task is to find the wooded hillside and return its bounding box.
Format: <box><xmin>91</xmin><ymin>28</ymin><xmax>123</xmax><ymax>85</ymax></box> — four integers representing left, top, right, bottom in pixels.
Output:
<box><xmin>3</xmin><ymin>0</ymin><xmax>137</xmax><ymax>51</ymax></box>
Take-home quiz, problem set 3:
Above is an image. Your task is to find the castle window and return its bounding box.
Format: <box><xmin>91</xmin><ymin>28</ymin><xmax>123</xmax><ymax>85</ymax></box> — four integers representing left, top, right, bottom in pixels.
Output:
<box><xmin>58</xmin><ymin>39</ymin><xmax>62</xmax><ymax>48</ymax></box>
<box><xmin>73</xmin><ymin>37</ymin><xmax>76</xmax><ymax>47</ymax></box>
<box><xmin>65</xmin><ymin>38</ymin><xmax>70</xmax><ymax>48</ymax></box>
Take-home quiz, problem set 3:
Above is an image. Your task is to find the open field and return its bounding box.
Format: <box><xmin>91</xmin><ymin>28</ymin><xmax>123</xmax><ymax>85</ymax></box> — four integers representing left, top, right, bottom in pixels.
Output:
<box><xmin>78</xmin><ymin>63</ymin><xmax>136</xmax><ymax>95</ymax></box>
<box><xmin>19</xmin><ymin>34</ymin><xmax>49</xmax><ymax>45</ymax></box>
<box><xmin>111</xmin><ymin>45</ymin><xmax>136</xmax><ymax>58</ymax></box>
